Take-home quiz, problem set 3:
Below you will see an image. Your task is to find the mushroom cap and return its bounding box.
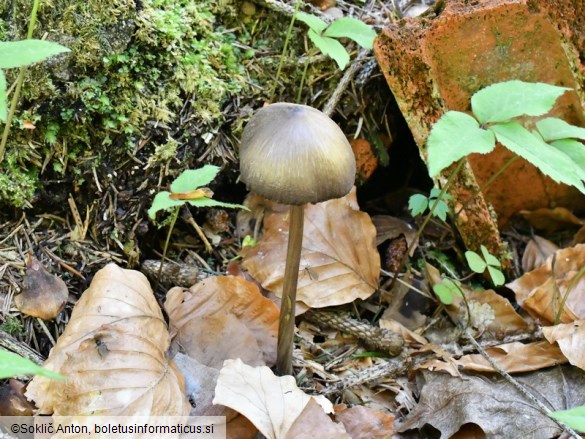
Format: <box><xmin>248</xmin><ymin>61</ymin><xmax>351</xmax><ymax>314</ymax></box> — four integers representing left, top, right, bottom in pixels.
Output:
<box><xmin>240</xmin><ymin>103</ymin><xmax>356</xmax><ymax>205</ymax></box>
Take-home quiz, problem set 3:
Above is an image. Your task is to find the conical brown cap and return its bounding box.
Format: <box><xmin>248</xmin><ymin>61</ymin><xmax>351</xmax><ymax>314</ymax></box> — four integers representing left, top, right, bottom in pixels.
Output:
<box><xmin>240</xmin><ymin>103</ymin><xmax>356</xmax><ymax>205</ymax></box>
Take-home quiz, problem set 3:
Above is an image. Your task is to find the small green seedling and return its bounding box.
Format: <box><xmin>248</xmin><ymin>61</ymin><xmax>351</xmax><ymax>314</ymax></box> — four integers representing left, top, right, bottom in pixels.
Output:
<box><xmin>433</xmin><ymin>277</ymin><xmax>463</xmax><ymax>305</ymax></box>
<box><xmin>426</xmin><ymin>80</ymin><xmax>585</xmax><ymax>193</ymax></box>
<box><xmin>148</xmin><ymin>165</ymin><xmax>246</xmax><ymax>218</ymax></box>
<box><xmin>149</xmin><ymin>164</ymin><xmax>247</xmax><ymax>263</ymax></box>
<box><xmin>465</xmin><ymin>245</ymin><xmax>505</xmax><ymax>287</ymax></box>
<box><xmin>549</xmin><ymin>405</ymin><xmax>585</xmax><ymax>433</ymax></box>
<box><xmin>295</xmin><ymin>12</ymin><xmax>376</xmax><ymax>69</ymax></box>
<box><xmin>409</xmin><ymin>187</ymin><xmax>452</xmax><ymax>221</ymax></box>
<box><xmin>0</xmin><ymin>349</ymin><xmax>65</xmax><ymax>380</ymax></box>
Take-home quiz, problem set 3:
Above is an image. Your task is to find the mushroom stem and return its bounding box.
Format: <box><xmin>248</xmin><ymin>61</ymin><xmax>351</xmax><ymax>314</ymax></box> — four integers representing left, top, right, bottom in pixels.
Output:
<box><xmin>276</xmin><ymin>204</ymin><xmax>304</xmax><ymax>376</ymax></box>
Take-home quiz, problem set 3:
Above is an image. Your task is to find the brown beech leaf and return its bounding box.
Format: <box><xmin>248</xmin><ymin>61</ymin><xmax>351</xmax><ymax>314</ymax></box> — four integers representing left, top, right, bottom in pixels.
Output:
<box><xmin>242</xmin><ymin>188</ymin><xmax>380</xmax><ymax>308</ymax></box>
<box><xmin>522</xmin><ymin>236</ymin><xmax>559</xmax><ymax>273</ymax></box>
<box><xmin>213</xmin><ymin>359</ymin><xmax>336</xmax><ymax>439</ymax></box>
<box><xmin>0</xmin><ymin>379</ymin><xmax>35</xmax><ymax>416</ymax></box>
<box><xmin>398</xmin><ymin>367</ymin><xmax>585</xmax><ymax>438</ymax></box>
<box><xmin>25</xmin><ymin>264</ymin><xmax>190</xmax><ymax>416</ymax></box>
<box><xmin>543</xmin><ymin>320</ymin><xmax>585</xmax><ymax>370</ymax></box>
<box><xmin>422</xmin><ymin>340</ymin><xmax>567</xmax><ymax>375</ymax></box>
<box><xmin>173</xmin><ymin>353</ymin><xmax>258</xmax><ymax>439</ymax></box>
<box><xmin>426</xmin><ymin>264</ymin><xmax>529</xmax><ymax>335</ymax></box>
<box><xmin>507</xmin><ymin>243</ymin><xmax>585</xmax><ymax>324</ymax></box>
<box><xmin>165</xmin><ymin>275</ymin><xmax>279</xmax><ymax>369</ymax></box>
<box><xmin>287</xmin><ymin>399</ymin><xmax>350</xmax><ymax>439</ymax></box>
<box><xmin>14</xmin><ymin>254</ymin><xmax>68</xmax><ymax>320</ymax></box>
<box><xmin>334</xmin><ymin>405</ymin><xmax>395</xmax><ymax>438</ymax></box>
<box><xmin>519</xmin><ymin>207</ymin><xmax>583</xmax><ymax>233</ymax></box>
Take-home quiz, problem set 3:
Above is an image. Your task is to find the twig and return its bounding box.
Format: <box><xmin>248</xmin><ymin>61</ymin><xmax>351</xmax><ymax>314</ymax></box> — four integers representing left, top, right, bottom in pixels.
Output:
<box><xmin>321</xmin><ymin>355</ymin><xmax>408</xmax><ymax>395</ymax></box>
<box><xmin>464</xmin><ymin>330</ymin><xmax>581</xmax><ymax>439</ymax></box>
<box><xmin>0</xmin><ymin>329</ymin><xmax>45</xmax><ymax>365</ymax></box>
<box><xmin>258</xmin><ymin>0</ymin><xmax>332</xmax><ymax>22</ymax></box>
<box><xmin>322</xmin><ymin>48</ymin><xmax>371</xmax><ymax>117</ymax></box>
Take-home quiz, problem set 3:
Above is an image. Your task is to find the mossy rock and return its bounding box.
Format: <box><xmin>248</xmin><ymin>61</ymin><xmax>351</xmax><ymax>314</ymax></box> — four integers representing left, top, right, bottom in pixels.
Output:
<box><xmin>0</xmin><ymin>0</ymin><xmax>249</xmax><ymax>208</ymax></box>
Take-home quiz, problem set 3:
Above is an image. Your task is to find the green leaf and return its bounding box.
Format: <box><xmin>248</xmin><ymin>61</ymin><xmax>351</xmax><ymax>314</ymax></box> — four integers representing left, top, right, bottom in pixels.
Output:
<box><xmin>408</xmin><ymin>194</ymin><xmax>429</xmax><ymax>217</ymax></box>
<box><xmin>0</xmin><ymin>40</ymin><xmax>70</xmax><ymax>69</ymax></box>
<box><xmin>471</xmin><ymin>81</ymin><xmax>570</xmax><ymax>124</ymax></box>
<box><xmin>308</xmin><ymin>30</ymin><xmax>350</xmax><ymax>70</ymax></box>
<box><xmin>295</xmin><ymin>12</ymin><xmax>328</xmax><ymax>33</ymax></box>
<box><xmin>0</xmin><ymin>69</ymin><xmax>6</xmax><ymax>122</ymax></box>
<box><xmin>432</xmin><ymin>201</ymin><xmax>449</xmax><ymax>222</ymax></box>
<box><xmin>148</xmin><ymin>192</ymin><xmax>184</xmax><ymax>219</ymax></box>
<box><xmin>170</xmin><ymin>165</ymin><xmax>219</xmax><ymax>193</ymax></box>
<box><xmin>490</xmin><ymin>122</ymin><xmax>585</xmax><ymax>193</ymax></box>
<box><xmin>323</xmin><ymin>18</ymin><xmax>376</xmax><ymax>49</ymax></box>
<box><xmin>536</xmin><ymin>117</ymin><xmax>585</xmax><ymax>142</ymax></box>
<box><xmin>480</xmin><ymin>245</ymin><xmax>501</xmax><ymax>268</ymax></box>
<box><xmin>550</xmin><ymin>139</ymin><xmax>585</xmax><ymax>171</ymax></box>
<box><xmin>426</xmin><ymin>111</ymin><xmax>495</xmax><ymax>177</ymax></box>
<box><xmin>465</xmin><ymin>250</ymin><xmax>487</xmax><ymax>273</ymax></box>
<box><xmin>433</xmin><ymin>278</ymin><xmax>462</xmax><ymax>305</ymax></box>
<box><xmin>429</xmin><ymin>188</ymin><xmax>451</xmax><ymax>222</ymax></box>
<box><xmin>187</xmin><ymin>198</ymin><xmax>248</xmax><ymax>210</ymax></box>
<box><xmin>0</xmin><ymin>349</ymin><xmax>65</xmax><ymax>380</ymax></box>
<box><xmin>487</xmin><ymin>265</ymin><xmax>505</xmax><ymax>287</ymax></box>
<box><xmin>549</xmin><ymin>406</ymin><xmax>585</xmax><ymax>432</ymax></box>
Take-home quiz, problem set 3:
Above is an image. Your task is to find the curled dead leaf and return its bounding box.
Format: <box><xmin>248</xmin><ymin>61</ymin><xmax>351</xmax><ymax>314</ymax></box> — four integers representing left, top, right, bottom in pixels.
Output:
<box><xmin>507</xmin><ymin>243</ymin><xmax>585</xmax><ymax>324</ymax></box>
<box><xmin>522</xmin><ymin>236</ymin><xmax>559</xmax><ymax>273</ymax></box>
<box><xmin>243</xmin><ymin>188</ymin><xmax>380</xmax><ymax>309</ymax></box>
<box><xmin>543</xmin><ymin>320</ymin><xmax>585</xmax><ymax>370</ymax></box>
<box><xmin>165</xmin><ymin>275</ymin><xmax>279</xmax><ymax>368</ymax></box>
<box><xmin>26</xmin><ymin>264</ymin><xmax>190</xmax><ymax>416</ymax></box>
<box><xmin>422</xmin><ymin>340</ymin><xmax>567</xmax><ymax>375</ymax></box>
<box><xmin>334</xmin><ymin>405</ymin><xmax>395</xmax><ymax>438</ymax></box>
<box><xmin>399</xmin><ymin>367</ymin><xmax>585</xmax><ymax>438</ymax></box>
<box><xmin>15</xmin><ymin>254</ymin><xmax>68</xmax><ymax>320</ymax></box>
<box><xmin>213</xmin><ymin>359</ymin><xmax>337</xmax><ymax>439</ymax></box>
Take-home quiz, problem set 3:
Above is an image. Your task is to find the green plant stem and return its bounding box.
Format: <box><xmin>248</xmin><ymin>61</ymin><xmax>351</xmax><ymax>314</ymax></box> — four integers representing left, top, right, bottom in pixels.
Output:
<box><xmin>454</xmin><ymin>154</ymin><xmax>520</xmax><ymax>218</ymax></box>
<box><xmin>270</xmin><ymin>0</ymin><xmax>302</xmax><ymax>102</ymax></box>
<box><xmin>296</xmin><ymin>56</ymin><xmax>310</xmax><ymax>103</ymax></box>
<box><xmin>387</xmin><ymin>158</ymin><xmax>466</xmax><ymax>291</ymax></box>
<box><xmin>0</xmin><ymin>0</ymin><xmax>41</xmax><ymax>163</ymax></box>
<box><xmin>156</xmin><ymin>207</ymin><xmax>180</xmax><ymax>287</ymax></box>
<box><xmin>554</xmin><ymin>264</ymin><xmax>585</xmax><ymax>324</ymax></box>
<box><xmin>276</xmin><ymin>204</ymin><xmax>304</xmax><ymax>376</ymax></box>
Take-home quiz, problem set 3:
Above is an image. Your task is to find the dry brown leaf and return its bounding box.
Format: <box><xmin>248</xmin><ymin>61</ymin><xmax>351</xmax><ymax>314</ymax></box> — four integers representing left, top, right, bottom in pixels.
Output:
<box><xmin>26</xmin><ymin>263</ymin><xmax>190</xmax><ymax>416</ymax></box>
<box><xmin>165</xmin><ymin>275</ymin><xmax>279</xmax><ymax>368</ymax></box>
<box><xmin>287</xmin><ymin>399</ymin><xmax>350</xmax><ymax>439</ymax></box>
<box><xmin>522</xmin><ymin>236</ymin><xmax>559</xmax><ymax>273</ymax></box>
<box><xmin>242</xmin><ymin>188</ymin><xmax>380</xmax><ymax>308</ymax></box>
<box><xmin>213</xmin><ymin>359</ymin><xmax>334</xmax><ymax>439</ymax></box>
<box><xmin>543</xmin><ymin>320</ymin><xmax>585</xmax><ymax>370</ymax></box>
<box><xmin>398</xmin><ymin>367</ymin><xmax>585</xmax><ymax>438</ymax></box>
<box><xmin>334</xmin><ymin>405</ymin><xmax>395</xmax><ymax>438</ymax></box>
<box><xmin>372</xmin><ymin>215</ymin><xmax>416</xmax><ymax>249</ymax></box>
<box><xmin>507</xmin><ymin>243</ymin><xmax>585</xmax><ymax>324</ymax></box>
<box><xmin>455</xmin><ymin>341</ymin><xmax>566</xmax><ymax>373</ymax></box>
<box><xmin>519</xmin><ymin>207</ymin><xmax>583</xmax><ymax>233</ymax></box>
<box><xmin>379</xmin><ymin>319</ymin><xmax>428</xmax><ymax>345</ymax></box>
<box><xmin>14</xmin><ymin>254</ymin><xmax>68</xmax><ymax>320</ymax></box>
<box><xmin>426</xmin><ymin>264</ymin><xmax>529</xmax><ymax>335</ymax></box>
<box><xmin>173</xmin><ymin>353</ymin><xmax>258</xmax><ymax>439</ymax></box>
<box><xmin>0</xmin><ymin>379</ymin><xmax>34</xmax><ymax>416</ymax></box>
<box><xmin>351</xmin><ymin>138</ymin><xmax>378</xmax><ymax>181</ymax></box>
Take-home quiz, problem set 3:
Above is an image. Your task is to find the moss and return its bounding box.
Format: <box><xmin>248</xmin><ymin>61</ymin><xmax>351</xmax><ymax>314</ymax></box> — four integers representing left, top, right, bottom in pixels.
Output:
<box><xmin>0</xmin><ymin>0</ymin><xmax>249</xmax><ymax>208</ymax></box>
<box><xmin>0</xmin><ymin>150</ymin><xmax>38</xmax><ymax>209</ymax></box>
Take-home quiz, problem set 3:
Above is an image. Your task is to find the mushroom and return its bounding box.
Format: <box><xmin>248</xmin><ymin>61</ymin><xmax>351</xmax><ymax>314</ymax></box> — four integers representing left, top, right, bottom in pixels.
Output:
<box><xmin>240</xmin><ymin>102</ymin><xmax>356</xmax><ymax>375</ymax></box>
